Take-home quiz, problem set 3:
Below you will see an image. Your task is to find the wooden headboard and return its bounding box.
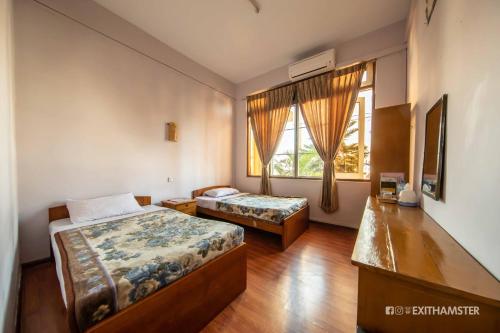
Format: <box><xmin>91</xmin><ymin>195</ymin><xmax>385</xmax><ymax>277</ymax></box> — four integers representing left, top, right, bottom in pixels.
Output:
<box><xmin>48</xmin><ymin>196</ymin><xmax>152</xmax><ymax>223</ymax></box>
<box><xmin>192</xmin><ymin>185</ymin><xmax>231</xmax><ymax>199</ymax></box>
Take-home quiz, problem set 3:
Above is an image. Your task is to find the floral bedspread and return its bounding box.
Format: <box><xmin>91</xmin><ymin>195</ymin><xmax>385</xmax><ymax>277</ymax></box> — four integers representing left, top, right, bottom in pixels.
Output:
<box><xmin>55</xmin><ymin>209</ymin><xmax>244</xmax><ymax>332</ymax></box>
<box><xmin>216</xmin><ymin>194</ymin><xmax>308</xmax><ymax>224</ymax></box>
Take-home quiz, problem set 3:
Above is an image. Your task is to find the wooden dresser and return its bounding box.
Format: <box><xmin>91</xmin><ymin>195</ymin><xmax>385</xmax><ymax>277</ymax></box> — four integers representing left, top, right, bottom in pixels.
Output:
<box><xmin>352</xmin><ymin>197</ymin><xmax>500</xmax><ymax>332</ymax></box>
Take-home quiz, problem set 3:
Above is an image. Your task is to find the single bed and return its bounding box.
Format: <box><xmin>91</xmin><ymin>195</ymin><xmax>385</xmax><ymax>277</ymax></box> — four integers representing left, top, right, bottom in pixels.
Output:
<box><xmin>48</xmin><ymin>196</ymin><xmax>247</xmax><ymax>333</ymax></box>
<box><xmin>192</xmin><ymin>186</ymin><xmax>309</xmax><ymax>250</ymax></box>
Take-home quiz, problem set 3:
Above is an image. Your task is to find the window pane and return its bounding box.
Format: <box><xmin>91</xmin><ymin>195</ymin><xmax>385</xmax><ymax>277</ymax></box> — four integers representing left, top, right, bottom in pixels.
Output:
<box><xmin>297</xmin><ymin>116</ymin><xmax>323</xmax><ymax>177</ymax></box>
<box><xmin>298</xmin><ymin>108</ymin><xmax>306</xmax><ymax>128</ymax></box>
<box><xmin>284</xmin><ymin>106</ymin><xmax>295</xmax><ymax>130</ymax></box>
<box><xmin>248</xmin><ymin>123</ymin><xmax>262</xmax><ymax>176</ymax></box>
<box><xmin>298</xmin><ymin>127</ymin><xmax>314</xmax><ymax>152</ymax></box>
<box><xmin>271</xmin><ymin>106</ymin><xmax>296</xmax><ymax>176</ymax></box>
<box><xmin>360</xmin><ymin>61</ymin><xmax>374</xmax><ymax>87</ymax></box>
<box><xmin>270</xmin><ymin>154</ymin><xmax>294</xmax><ymax>177</ymax></box>
<box><xmin>335</xmin><ymin>103</ymin><xmax>360</xmax><ymax>174</ymax></box>
<box><xmin>335</xmin><ymin>145</ymin><xmax>359</xmax><ymax>174</ymax></box>
<box><xmin>275</xmin><ymin>129</ymin><xmax>295</xmax><ymax>155</ymax></box>
<box><xmin>298</xmin><ymin>153</ymin><xmax>323</xmax><ymax>177</ymax></box>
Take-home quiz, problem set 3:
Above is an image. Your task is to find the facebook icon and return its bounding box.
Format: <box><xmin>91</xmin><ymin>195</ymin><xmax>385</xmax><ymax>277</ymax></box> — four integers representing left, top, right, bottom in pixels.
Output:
<box><xmin>385</xmin><ymin>306</ymin><xmax>395</xmax><ymax>315</ymax></box>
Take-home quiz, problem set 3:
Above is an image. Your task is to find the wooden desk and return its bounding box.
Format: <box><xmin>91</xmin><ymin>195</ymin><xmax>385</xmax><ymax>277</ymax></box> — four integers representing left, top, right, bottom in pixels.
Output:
<box><xmin>352</xmin><ymin>197</ymin><xmax>500</xmax><ymax>332</ymax></box>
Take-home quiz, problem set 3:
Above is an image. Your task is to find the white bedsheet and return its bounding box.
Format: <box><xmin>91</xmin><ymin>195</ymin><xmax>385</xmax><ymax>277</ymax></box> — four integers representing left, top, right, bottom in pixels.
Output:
<box><xmin>195</xmin><ymin>192</ymin><xmax>247</xmax><ymax>210</ymax></box>
<box><xmin>49</xmin><ymin>205</ymin><xmax>167</xmax><ymax>307</ymax></box>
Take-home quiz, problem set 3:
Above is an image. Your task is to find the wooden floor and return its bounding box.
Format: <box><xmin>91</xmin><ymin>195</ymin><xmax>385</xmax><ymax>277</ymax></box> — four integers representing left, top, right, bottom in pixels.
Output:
<box><xmin>19</xmin><ymin>222</ymin><xmax>358</xmax><ymax>333</ymax></box>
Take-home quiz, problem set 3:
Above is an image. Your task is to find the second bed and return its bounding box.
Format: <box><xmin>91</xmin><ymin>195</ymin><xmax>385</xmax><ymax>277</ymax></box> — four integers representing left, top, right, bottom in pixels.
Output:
<box><xmin>193</xmin><ymin>185</ymin><xmax>309</xmax><ymax>250</ymax></box>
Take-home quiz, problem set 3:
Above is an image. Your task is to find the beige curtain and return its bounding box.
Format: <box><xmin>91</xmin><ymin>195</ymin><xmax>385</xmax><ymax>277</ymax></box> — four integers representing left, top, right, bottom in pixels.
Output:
<box><xmin>297</xmin><ymin>63</ymin><xmax>366</xmax><ymax>212</ymax></box>
<box><xmin>247</xmin><ymin>86</ymin><xmax>294</xmax><ymax>194</ymax></box>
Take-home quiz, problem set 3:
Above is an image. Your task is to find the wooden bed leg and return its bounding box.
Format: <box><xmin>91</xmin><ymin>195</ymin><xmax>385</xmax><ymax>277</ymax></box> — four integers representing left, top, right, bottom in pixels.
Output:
<box><xmin>281</xmin><ymin>206</ymin><xmax>309</xmax><ymax>250</ymax></box>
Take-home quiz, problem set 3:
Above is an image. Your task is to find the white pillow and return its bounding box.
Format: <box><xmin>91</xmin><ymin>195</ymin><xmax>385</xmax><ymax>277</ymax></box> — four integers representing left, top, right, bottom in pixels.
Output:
<box><xmin>204</xmin><ymin>187</ymin><xmax>239</xmax><ymax>198</ymax></box>
<box><xmin>66</xmin><ymin>192</ymin><xmax>144</xmax><ymax>223</ymax></box>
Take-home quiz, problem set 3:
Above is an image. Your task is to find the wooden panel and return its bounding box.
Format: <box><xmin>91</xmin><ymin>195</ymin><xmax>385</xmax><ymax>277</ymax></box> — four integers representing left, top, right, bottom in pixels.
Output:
<box><xmin>192</xmin><ymin>185</ymin><xmax>231</xmax><ymax>198</ymax></box>
<box><xmin>370</xmin><ymin>103</ymin><xmax>411</xmax><ymax>196</ymax></box>
<box><xmin>197</xmin><ymin>206</ymin><xmax>283</xmax><ymax>235</ymax></box>
<box><xmin>176</xmin><ymin>202</ymin><xmax>195</xmax><ymax>210</ymax></box>
<box><xmin>134</xmin><ymin>196</ymin><xmax>151</xmax><ymax>206</ymax></box>
<box><xmin>48</xmin><ymin>196</ymin><xmax>152</xmax><ymax>222</ymax></box>
<box><xmin>357</xmin><ymin>268</ymin><xmax>500</xmax><ymax>332</ymax></box>
<box><xmin>282</xmin><ymin>205</ymin><xmax>309</xmax><ymax>250</ymax></box>
<box><xmin>48</xmin><ymin>205</ymin><xmax>71</xmax><ymax>223</ymax></box>
<box><xmin>88</xmin><ymin>244</ymin><xmax>247</xmax><ymax>333</ymax></box>
<box><xmin>352</xmin><ymin>197</ymin><xmax>500</xmax><ymax>307</ymax></box>
<box><xmin>177</xmin><ymin>206</ymin><xmax>197</xmax><ymax>216</ymax></box>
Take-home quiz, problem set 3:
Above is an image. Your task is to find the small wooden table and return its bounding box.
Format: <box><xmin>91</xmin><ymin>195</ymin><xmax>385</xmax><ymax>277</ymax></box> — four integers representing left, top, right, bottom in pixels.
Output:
<box><xmin>162</xmin><ymin>199</ymin><xmax>197</xmax><ymax>216</ymax></box>
<box><xmin>352</xmin><ymin>197</ymin><xmax>500</xmax><ymax>332</ymax></box>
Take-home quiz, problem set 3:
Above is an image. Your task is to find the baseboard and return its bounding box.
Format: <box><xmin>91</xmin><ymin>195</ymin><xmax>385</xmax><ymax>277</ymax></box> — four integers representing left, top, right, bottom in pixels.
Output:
<box><xmin>309</xmin><ymin>212</ymin><xmax>361</xmax><ymax>229</ymax></box>
<box><xmin>309</xmin><ymin>218</ymin><xmax>358</xmax><ymax>230</ymax></box>
<box><xmin>20</xmin><ymin>256</ymin><xmax>52</xmax><ymax>269</ymax></box>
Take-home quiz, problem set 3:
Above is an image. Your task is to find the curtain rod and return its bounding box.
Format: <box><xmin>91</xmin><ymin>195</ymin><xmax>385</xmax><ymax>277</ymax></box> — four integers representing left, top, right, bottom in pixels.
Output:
<box><xmin>242</xmin><ymin>46</ymin><xmax>406</xmax><ymax>101</ymax></box>
<box><xmin>245</xmin><ymin>61</ymin><xmax>366</xmax><ymax>100</ymax></box>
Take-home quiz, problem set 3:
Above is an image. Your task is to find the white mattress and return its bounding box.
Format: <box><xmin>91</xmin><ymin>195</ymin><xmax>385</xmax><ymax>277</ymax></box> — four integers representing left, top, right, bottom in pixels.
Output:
<box><xmin>49</xmin><ymin>205</ymin><xmax>166</xmax><ymax>307</ymax></box>
<box><xmin>195</xmin><ymin>192</ymin><xmax>247</xmax><ymax>210</ymax></box>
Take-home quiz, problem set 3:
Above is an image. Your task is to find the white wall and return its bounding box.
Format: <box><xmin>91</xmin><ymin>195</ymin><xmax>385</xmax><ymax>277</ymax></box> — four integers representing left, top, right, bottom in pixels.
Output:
<box><xmin>37</xmin><ymin>0</ymin><xmax>235</xmax><ymax>98</ymax></box>
<box><xmin>407</xmin><ymin>0</ymin><xmax>500</xmax><ymax>278</ymax></box>
<box><xmin>15</xmin><ymin>0</ymin><xmax>235</xmax><ymax>263</ymax></box>
<box><xmin>234</xmin><ymin>21</ymin><xmax>408</xmax><ymax>228</ymax></box>
<box><xmin>0</xmin><ymin>0</ymin><xmax>19</xmax><ymax>331</ymax></box>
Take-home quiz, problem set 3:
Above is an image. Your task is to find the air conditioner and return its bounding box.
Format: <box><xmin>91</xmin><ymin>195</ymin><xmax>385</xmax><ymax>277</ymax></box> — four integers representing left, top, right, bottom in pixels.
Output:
<box><xmin>288</xmin><ymin>49</ymin><xmax>336</xmax><ymax>81</ymax></box>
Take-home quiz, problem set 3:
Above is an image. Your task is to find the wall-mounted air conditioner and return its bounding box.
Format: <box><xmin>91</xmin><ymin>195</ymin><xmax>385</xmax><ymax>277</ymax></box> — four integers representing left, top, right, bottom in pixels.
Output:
<box><xmin>288</xmin><ymin>49</ymin><xmax>335</xmax><ymax>81</ymax></box>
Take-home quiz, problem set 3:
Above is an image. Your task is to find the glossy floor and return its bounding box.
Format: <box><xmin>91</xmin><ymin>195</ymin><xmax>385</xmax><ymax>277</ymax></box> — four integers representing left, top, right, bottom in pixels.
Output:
<box><xmin>19</xmin><ymin>223</ymin><xmax>358</xmax><ymax>333</ymax></box>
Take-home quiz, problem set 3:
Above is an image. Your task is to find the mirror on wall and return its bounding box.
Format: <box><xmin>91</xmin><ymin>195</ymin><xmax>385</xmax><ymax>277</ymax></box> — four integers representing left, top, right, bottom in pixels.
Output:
<box><xmin>421</xmin><ymin>94</ymin><xmax>447</xmax><ymax>200</ymax></box>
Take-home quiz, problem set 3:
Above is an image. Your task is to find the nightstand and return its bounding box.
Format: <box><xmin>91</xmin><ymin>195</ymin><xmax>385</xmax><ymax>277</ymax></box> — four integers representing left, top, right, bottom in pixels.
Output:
<box><xmin>162</xmin><ymin>198</ymin><xmax>197</xmax><ymax>216</ymax></box>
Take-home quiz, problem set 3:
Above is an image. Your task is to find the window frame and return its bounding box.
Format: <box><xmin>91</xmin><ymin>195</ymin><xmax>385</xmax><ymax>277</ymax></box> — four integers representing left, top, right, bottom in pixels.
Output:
<box><xmin>246</xmin><ymin>61</ymin><xmax>375</xmax><ymax>181</ymax></box>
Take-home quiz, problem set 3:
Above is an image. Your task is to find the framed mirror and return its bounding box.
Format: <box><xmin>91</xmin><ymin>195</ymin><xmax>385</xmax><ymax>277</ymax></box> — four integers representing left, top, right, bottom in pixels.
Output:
<box><xmin>422</xmin><ymin>94</ymin><xmax>447</xmax><ymax>200</ymax></box>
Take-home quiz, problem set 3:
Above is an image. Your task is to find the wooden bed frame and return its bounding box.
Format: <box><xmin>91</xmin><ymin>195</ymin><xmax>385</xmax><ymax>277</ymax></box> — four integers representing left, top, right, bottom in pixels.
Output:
<box><xmin>192</xmin><ymin>186</ymin><xmax>309</xmax><ymax>250</ymax></box>
<box><xmin>48</xmin><ymin>196</ymin><xmax>247</xmax><ymax>333</ymax></box>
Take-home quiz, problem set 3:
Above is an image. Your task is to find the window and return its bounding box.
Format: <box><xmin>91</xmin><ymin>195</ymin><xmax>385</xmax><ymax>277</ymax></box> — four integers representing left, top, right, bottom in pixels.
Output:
<box><xmin>248</xmin><ymin>61</ymin><xmax>374</xmax><ymax>180</ymax></box>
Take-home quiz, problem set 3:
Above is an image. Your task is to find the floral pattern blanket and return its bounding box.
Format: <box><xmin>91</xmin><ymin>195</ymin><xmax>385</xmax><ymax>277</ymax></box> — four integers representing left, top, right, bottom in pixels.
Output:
<box><xmin>216</xmin><ymin>194</ymin><xmax>308</xmax><ymax>224</ymax></box>
<box><xmin>55</xmin><ymin>209</ymin><xmax>244</xmax><ymax>332</ymax></box>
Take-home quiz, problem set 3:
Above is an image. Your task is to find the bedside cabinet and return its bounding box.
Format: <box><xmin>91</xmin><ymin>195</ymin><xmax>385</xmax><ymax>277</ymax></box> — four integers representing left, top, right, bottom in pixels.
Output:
<box><xmin>162</xmin><ymin>199</ymin><xmax>197</xmax><ymax>216</ymax></box>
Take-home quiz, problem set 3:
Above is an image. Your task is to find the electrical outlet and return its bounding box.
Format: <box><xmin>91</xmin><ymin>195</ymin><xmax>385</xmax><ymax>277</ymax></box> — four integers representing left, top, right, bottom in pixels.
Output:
<box><xmin>167</xmin><ymin>177</ymin><xmax>174</xmax><ymax>183</ymax></box>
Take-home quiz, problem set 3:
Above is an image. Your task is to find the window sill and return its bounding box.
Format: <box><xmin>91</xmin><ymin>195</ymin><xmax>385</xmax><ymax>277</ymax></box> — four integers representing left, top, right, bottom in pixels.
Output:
<box><xmin>246</xmin><ymin>175</ymin><xmax>370</xmax><ymax>182</ymax></box>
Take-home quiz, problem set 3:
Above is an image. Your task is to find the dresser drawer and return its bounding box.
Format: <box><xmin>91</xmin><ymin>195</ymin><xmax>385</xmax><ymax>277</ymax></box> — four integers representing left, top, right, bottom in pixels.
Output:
<box><xmin>178</xmin><ymin>206</ymin><xmax>196</xmax><ymax>216</ymax></box>
<box><xmin>162</xmin><ymin>200</ymin><xmax>197</xmax><ymax>216</ymax></box>
<box><xmin>175</xmin><ymin>202</ymin><xmax>195</xmax><ymax>210</ymax></box>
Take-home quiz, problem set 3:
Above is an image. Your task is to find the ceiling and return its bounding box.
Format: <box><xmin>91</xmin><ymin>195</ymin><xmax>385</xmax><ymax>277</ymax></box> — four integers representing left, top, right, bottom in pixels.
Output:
<box><xmin>94</xmin><ymin>0</ymin><xmax>410</xmax><ymax>83</ymax></box>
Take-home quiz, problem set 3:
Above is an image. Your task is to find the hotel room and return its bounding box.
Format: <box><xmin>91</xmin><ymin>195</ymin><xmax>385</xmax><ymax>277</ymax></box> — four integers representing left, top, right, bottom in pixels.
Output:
<box><xmin>1</xmin><ymin>0</ymin><xmax>499</xmax><ymax>332</ymax></box>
